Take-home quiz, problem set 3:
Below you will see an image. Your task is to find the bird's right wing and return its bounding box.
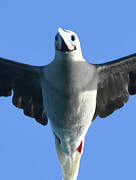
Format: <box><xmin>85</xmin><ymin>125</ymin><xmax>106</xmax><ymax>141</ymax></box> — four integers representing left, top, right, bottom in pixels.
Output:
<box><xmin>0</xmin><ymin>57</ymin><xmax>48</xmax><ymax>125</ymax></box>
<box><xmin>93</xmin><ymin>53</ymin><xmax>136</xmax><ymax>120</ymax></box>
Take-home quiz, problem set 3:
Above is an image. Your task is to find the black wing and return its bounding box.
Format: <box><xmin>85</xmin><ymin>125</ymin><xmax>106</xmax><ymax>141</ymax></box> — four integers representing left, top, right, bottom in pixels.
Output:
<box><xmin>93</xmin><ymin>53</ymin><xmax>136</xmax><ymax>119</ymax></box>
<box><xmin>0</xmin><ymin>57</ymin><xmax>48</xmax><ymax>125</ymax></box>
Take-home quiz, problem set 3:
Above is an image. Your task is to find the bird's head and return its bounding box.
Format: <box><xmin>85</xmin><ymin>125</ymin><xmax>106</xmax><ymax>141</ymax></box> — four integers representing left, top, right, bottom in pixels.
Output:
<box><xmin>55</xmin><ymin>28</ymin><xmax>83</xmax><ymax>60</ymax></box>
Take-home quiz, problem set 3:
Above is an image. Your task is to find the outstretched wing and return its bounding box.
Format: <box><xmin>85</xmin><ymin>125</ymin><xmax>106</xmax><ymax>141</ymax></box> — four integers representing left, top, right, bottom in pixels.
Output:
<box><xmin>93</xmin><ymin>53</ymin><xmax>136</xmax><ymax>119</ymax></box>
<box><xmin>0</xmin><ymin>57</ymin><xmax>48</xmax><ymax>125</ymax></box>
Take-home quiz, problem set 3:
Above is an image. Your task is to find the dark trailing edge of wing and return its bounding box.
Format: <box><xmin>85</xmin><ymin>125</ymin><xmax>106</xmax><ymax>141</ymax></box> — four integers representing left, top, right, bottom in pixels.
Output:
<box><xmin>92</xmin><ymin>53</ymin><xmax>136</xmax><ymax>120</ymax></box>
<box><xmin>0</xmin><ymin>57</ymin><xmax>48</xmax><ymax>125</ymax></box>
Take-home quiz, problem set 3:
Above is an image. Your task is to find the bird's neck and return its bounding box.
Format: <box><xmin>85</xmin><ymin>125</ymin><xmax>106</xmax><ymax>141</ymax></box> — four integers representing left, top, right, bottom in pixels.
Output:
<box><xmin>55</xmin><ymin>50</ymin><xmax>84</xmax><ymax>62</ymax></box>
<box><xmin>44</xmin><ymin>52</ymin><xmax>91</xmax><ymax>94</ymax></box>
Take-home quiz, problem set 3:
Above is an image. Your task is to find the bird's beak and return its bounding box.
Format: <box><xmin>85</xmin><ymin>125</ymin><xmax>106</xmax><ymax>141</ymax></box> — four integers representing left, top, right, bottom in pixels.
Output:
<box><xmin>58</xmin><ymin>27</ymin><xmax>75</xmax><ymax>51</ymax></box>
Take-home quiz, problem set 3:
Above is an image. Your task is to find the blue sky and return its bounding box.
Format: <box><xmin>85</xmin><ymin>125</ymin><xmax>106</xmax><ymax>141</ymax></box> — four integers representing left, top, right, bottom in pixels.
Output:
<box><xmin>0</xmin><ymin>0</ymin><xmax>136</xmax><ymax>179</ymax></box>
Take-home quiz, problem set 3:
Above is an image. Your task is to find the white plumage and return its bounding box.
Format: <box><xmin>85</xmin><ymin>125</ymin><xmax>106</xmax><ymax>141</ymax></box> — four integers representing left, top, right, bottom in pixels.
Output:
<box><xmin>0</xmin><ymin>27</ymin><xmax>136</xmax><ymax>180</ymax></box>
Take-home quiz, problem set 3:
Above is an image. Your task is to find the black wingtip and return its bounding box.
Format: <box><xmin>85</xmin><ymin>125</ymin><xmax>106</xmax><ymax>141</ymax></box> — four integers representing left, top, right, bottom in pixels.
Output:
<box><xmin>36</xmin><ymin>117</ymin><xmax>48</xmax><ymax>126</ymax></box>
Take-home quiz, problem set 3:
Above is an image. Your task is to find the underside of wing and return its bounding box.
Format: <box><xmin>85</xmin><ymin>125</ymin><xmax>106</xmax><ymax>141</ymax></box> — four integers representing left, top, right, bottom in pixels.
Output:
<box><xmin>93</xmin><ymin>53</ymin><xmax>136</xmax><ymax>119</ymax></box>
<box><xmin>0</xmin><ymin>58</ymin><xmax>48</xmax><ymax>125</ymax></box>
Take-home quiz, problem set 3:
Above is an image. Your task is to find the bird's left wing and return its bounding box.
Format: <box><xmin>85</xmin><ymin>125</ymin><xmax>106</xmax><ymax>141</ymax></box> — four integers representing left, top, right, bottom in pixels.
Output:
<box><xmin>93</xmin><ymin>53</ymin><xmax>136</xmax><ymax>119</ymax></box>
<box><xmin>0</xmin><ymin>57</ymin><xmax>48</xmax><ymax>125</ymax></box>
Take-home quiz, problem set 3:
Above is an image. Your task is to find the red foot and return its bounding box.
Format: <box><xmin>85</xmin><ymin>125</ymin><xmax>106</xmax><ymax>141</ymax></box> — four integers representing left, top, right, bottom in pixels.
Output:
<box><xmin>77</xmin><ymin>141</ymin><xmax>83</xmax><ymax>153</ymax></box>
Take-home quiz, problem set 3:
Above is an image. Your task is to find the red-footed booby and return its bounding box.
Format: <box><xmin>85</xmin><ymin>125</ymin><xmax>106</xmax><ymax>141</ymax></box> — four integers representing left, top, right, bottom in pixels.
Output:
<box><xmin>0</xmin><ymin>28</ymin><xmax>136</xmax><ymax>180</ymax></box>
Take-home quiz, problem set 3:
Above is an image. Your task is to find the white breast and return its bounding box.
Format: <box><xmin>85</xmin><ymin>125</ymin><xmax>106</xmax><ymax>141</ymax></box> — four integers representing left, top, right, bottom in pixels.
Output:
<box><xmin>42</xmin><ymin>58</ymin><xmax>98</xmax><ymax>153</ymax></box>
<box><xmin>48</xmin><ymin>88</ymin><xmax>97</xmax><ymax>153</ymax></box>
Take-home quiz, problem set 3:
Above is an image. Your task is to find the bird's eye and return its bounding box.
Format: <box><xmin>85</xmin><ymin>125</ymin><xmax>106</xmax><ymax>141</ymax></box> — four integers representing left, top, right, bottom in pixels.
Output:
<box><xmin>71</xmin><ymin>35</ymin><xmax>75</xmax><ymax>41</ymax></box>
<box><xmin>55</xmin><ymin>35</ymin><xmax>58</xmax><ymax>41</ymax></box>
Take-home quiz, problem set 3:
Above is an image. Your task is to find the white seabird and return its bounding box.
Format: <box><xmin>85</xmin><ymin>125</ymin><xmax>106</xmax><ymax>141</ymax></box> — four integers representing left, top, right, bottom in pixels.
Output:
<box><xmin>0</xmin><ymin>28</ymin><xmax>136</xmax><ymax>180</ymax></box>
